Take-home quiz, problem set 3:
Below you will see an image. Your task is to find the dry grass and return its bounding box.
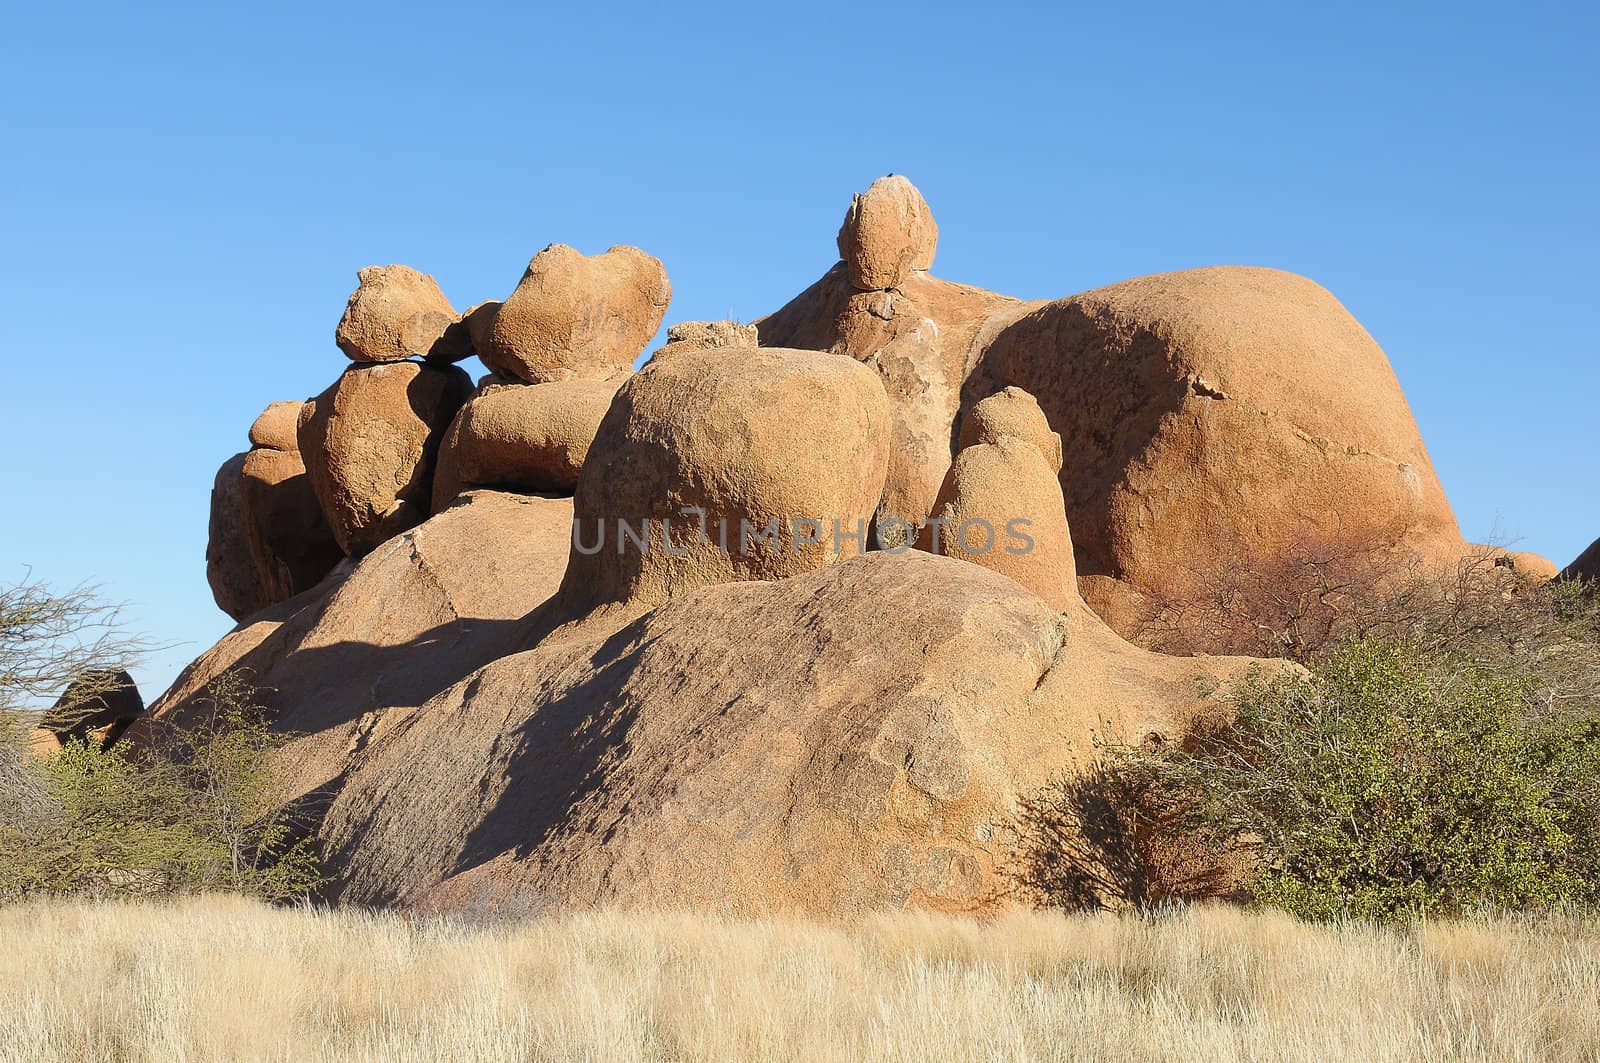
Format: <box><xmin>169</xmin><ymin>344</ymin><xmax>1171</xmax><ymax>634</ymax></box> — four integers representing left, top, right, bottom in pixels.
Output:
<box><xmin>2</xmin><ymin>898</ymin><xmax>1598</xmax><ymax>1062</ymax></box>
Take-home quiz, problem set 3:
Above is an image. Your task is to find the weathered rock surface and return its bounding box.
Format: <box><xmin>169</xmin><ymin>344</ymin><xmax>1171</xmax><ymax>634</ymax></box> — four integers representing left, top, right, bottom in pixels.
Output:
<box><xmin>759</xmin><ymin>265</ymin><xmax>1026</xmax><ymax>529</ymax></box>
<box><xmin>321</xmin><ymin>551</ymin><xmax>1268</xmax><ymax>914</ymax></box>
<box><xmin>837</xmin><ymin>174</ymin><xmax>939</xmax><ymax>291</ymax></box>
<box><xmin>647</xmin><ymin>319</ymin><xmax>758</xmax><ymax>362</ymax></box>
<box><xmin>298</xmin><ymin>361</ymin><xmax>472</xmax><ymax>556</ymax></box>
<box><xmin>559</xmin><ymin>348</ymin><xmax>892</xmax><ymax>612</ymax></box>
<box><xmin>918</xmin><ymin>436</ymin><xmax>1077</xmax><ymax>612</ymax></box>
<box><xmin>431</xmin><ymin>378</ymin><xmax>622</xmax><ymax>510</ymax></box>
<box><xmin>958</xmin><ymin>386</ymin><xmax>1063</xmax><ymax>473</ymax></box>
<box><xmin>335</xmin><ymin>265</ymin><xmax>466</xmax><ymax>364</ymax></box>
<box><xmin>482</xmin><ymin>245</ymin><xmax>670</xmax><ymax>384</ymax></box>
<box><xmin>969</xmin><ymin>266</ymin><xmax>1465</xmax><ymax>621</ymax></box>
<box><xmin>240</xmin><ymin>402</ymin><xmax>343</xmax><ymax>603</ymax></box>
<box><xmin>148</xmin><ymin>490</ymin><xmax>574</xmax><ymax>817</ymax></box>
<box><xmin>1564</xmin><ymin>538</ymin><xmax>1600</xmax><ymax>583</ymax></box>
<box><xmin>206</xmin><ymin>452</ymin><xmax>267</xmax><ymax>621</ymax></box>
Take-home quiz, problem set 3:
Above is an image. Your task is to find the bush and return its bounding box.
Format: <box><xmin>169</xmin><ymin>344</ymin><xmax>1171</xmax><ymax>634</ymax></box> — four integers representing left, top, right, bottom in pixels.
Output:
<box><xmin>1</xmin><ymin>674</ymin><xmax>320</xmax><ymax>903</ymax></box>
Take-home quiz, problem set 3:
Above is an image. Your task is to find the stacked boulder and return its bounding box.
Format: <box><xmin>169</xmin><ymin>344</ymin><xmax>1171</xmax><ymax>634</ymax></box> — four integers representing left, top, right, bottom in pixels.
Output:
<box><xmin>240</xmin><ymin>401</ymin><xmax>343</xmax><ymax>603</ymax></box>
<box><xmin>431</xmin><ymin>245</ymin><xmax>670</xmax><ymax>510</ymax></box>
<box><xmin>298</xmin><ymin>267</ymin><xmax>474</xmax><ymax>557</ymax></box>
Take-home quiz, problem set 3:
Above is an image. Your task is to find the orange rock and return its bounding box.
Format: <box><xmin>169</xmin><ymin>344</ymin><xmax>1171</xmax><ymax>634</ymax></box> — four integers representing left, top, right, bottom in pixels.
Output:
<box><xmin>240</xmin><ymin>401</ymin><xmax>343</xmax><ymax>604</ymax></box>
<box><xmin>335</xmin><ymin>265</ymin><xmax>466</xmax><ymax>364</ymax></box>
<box><xmin>298</xmin><ymin>362</ymin><xmax>471</xmax><ymax>556</ymax></box>
<box><xmin>836</xmin><ymin>174</ymin><xmax>939</xmax><ymax>291</ymax></box>
<box><xmin>958</xmin><ymin>386</ymin><xmax>1063</xmax><ymax>473</ymax></box>
<box><xmin>206</xmin><ymin>451</ymin><xmax>267</xmax><ymax>621</ymax></box>
<box><xmin>647</xmin><ymin>319</ymin><xmax>757</xmax><ymax>362</ymax></box>
<box><xmin>482</xmin><ymin>244</ymin><xmax>670</xmax><ymax>384</ymax></box>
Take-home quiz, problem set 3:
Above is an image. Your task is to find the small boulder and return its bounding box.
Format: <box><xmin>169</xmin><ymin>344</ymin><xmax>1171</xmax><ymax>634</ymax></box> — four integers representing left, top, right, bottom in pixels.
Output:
<box><xmin>918</xmin><ymin>435</ymin><xmax>1077</xmax><ymax>612</ymax></box>
<box><xmin>461</xmin><ymin>300</ymin><xmax>500</xmax><ymax>361</ymax></box>
<box><xmin>41</xmin><ymin>670</ymin><xmax>144</xmax><ymax>749</ymax></box>
<box><xmin>836</xmin><ymin>175</ymin><xmax>939</xmax><ymax>291</ymax></box>
<box><xmin>958</xmin><ymin>386</ymin><xmax>1063</xmax><ymax>473</ymax></box>
<box><xmin>648</xmin><ymin>320</ymin><xmax>759</xmax><ymax>362</ymax></box>
<box><xmin>298</xmin><ymin>362</ymin><xmax>472</xmax><ymax>556</ymax></box>
<box><xmin>335</xmin><ymin>265</ymin><xmax>466</xmax><ymax>364</ymax></box>
<box><xmin>482</xmin><ymin>244</ymin><xmax>671</xmax><ymax>384</ymax></box>
<box><xmin>207</xmin><ymin>451</ymin><xmax>268</xmax><ymax>621</ymax></box>
<box><xmin>432</xmin><ymin>378</ymin><xmax>623</xmax><ymax>510</ymax></box>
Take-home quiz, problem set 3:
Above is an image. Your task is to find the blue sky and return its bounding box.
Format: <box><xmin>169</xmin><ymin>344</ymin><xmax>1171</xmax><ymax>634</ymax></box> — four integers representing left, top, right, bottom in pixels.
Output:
<box><xmin>1</xmin><ymin>1</ymin><xmax>1595</xmax><ymax>698</ymax></box>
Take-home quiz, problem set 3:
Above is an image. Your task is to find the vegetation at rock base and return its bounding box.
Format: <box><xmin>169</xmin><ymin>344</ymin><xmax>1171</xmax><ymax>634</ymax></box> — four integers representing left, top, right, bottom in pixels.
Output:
<box><xmin>1022</xmin><ymin>568</ymin><xmax>1600</xmax><ymax>921</ymax></box>
<box><xmin>1</xmin><ymin>579</ymin><xmax>318</xmax><ymax>903</ymax></box>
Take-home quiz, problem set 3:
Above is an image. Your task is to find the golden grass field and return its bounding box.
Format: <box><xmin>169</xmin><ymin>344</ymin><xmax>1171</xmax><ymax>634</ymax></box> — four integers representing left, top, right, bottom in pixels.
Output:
<box><xmin>3</xmin><ymin>897</ymin><xmax>1598</xmax><ymax>1062</ymax></box>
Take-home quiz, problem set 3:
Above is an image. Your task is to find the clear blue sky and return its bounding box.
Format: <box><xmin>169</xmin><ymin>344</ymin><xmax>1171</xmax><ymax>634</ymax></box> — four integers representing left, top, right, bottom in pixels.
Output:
<box><xmin>2</xmin><ymin>1</ymin><xmax>1595</xmax><ymax>699</ymax></box>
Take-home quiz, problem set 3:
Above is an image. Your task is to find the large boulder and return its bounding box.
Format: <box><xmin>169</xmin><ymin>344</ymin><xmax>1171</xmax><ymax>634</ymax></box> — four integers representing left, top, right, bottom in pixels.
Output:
<box><xmin>240</xmin><ymin>402</ymin><xmax>343</xmax><ymax>603</ymax></box>
<box><xmin>431</xmin><ymin>378</ymin><xmax>622</xmax><ymax>510</ymax></box>
<box><xmin>297</xmin><ymin>361</ymin><xmax>472</xmax><ymax>557</ymax></box>
<box><xmin>968</xmin><ymin>266</ymin><xmax>1465</xmax><ymax>620</ymax></box>
<box><xmin>1563</xmin><ymin>538</ymin><xmax>1600</xmax><ymax>584</ymax></box>
<box><xmin>40</xmin><ymin>670</ymin><xmax>144</xmax><ymax>749</ymax></box>
<box><xmin>836</xmin><ymin>174</ymin><xmax>939</xmax><ymax>291</ymax></box>
<box><xmin>481</xmin><ymin>245</ymin><xmax>671</xmax><ymax>384</ymax></box>
<box><xmin>320</xmin><ymin>551</ymin><xmax>1270</xmax><ymax>914</ymax></box>
<box><xmin>558</xmin><ymin>348</ymin><xmax>892</xmax><ymax>612</ymax></box>
<box><xmin>145</xmin><ymin>490</ymin><xmax>574</xmax><ymax>816</ymax></box>
<box><xmin>335</xmin><ymin>265</ymin><xmax>467</xmax><ymax>364</ymax></box>
<box><xmin>206</xmin><ymin>451</ymin><xmax>267</xmax><ymax>621</ymax></box>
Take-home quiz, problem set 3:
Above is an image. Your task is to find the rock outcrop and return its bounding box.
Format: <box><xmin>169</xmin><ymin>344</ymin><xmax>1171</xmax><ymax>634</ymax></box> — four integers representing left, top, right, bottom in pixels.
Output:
<box><xmin>298</xmin><ymin>362</ymin><xmax>472</xmax><ymax>557</ymax></box>
<box><xmin>335</xmin><ymin>265</ymin><xmax>467</xmax><ymax>364</ymax></box>
<box><xmin>431</xmin><ymin>378</ymin><xmax>622</xmax><ymax>510</ymax></box>
<box><xmin>318</xmin><ymin>551</ymin><xmax>1266</xmax><ymax>914</ymax></box>
<box><xmin>206</xmin><ymin>452</ymin><xmax>267</xmax><ymax>621</ymax></box>
<box><xmin>482</xmin><ymin>245</ymin><xmax>671</xmax><ymax>384</ymax></box>
<box><xmin>240</xmin><ymin>401</ymin><xmax>343</xmax><ymax>604</ymax></box>
<box><xmin>559</xmin><ymin>347</ymin><xmax>892</xmax><ymax>613</ymax></box>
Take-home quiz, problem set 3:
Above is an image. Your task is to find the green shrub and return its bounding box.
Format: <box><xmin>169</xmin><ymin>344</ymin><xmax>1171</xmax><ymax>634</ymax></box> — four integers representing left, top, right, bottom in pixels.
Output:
<box><xmin>1</xmin><ymin>674</ymin><xmax>320</xmax><ymax>903</ymax></box>
<box><xmin>1118</xmin><ymin>640</ymin><xmax>1600</xmax><ymax>921</ymax></box>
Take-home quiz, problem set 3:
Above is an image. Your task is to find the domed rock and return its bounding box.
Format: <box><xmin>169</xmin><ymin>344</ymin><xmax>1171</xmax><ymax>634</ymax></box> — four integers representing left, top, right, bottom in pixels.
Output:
<box><xmin>836</xmin><ymin>174</ymin><xmax>939</xmax><ymax>291</ymax></box>
<box><xmin>431</xmin><ymin>378</ymin><xmax>623</xmax><ymax>510</ymax></box>
<box><xmin>558</xmin><ymin>347</ymin><xmax>892</xmax><ymax>612</ymax></box>
<box><xmin>969</xmin><ymin>266</ymin><xmax>1465</xmax><ymax>630</ymax></box>
<box><xmin>206</xmin><ymin>451</ymin><xmax>268</xmax><ymax>622</ymax></box>
<box><xmin>298</xmin><ymin>361</ymin><xmax>472</xmax><ymax>557</ymax></box>
<box><xmin>957</xmin><ymin>386</ymin><xmax>1063</xmax><ymax>473</ymax></box>
<box><xmin>917</xmin><ymin>435</ymin><xmax>1077</xmax><ymax>612</ymax></box>
<box><xmin>319</xmin><ymin>550</ymin><xmax>1274</xmax><ymax>914</ymax></box>
<box><xmin>335</xmin><ymin>265</ymin><xmax>466</xmax><ymax>364</ymax></box>
<box><xmin>240</xmin><ymin>401</ymin><xmax>343</xmax><ymax>603</ymax></box>
<box><xmin>647</xmin><ymin>319</ymin><xmax>758</xmax><ymax>362</ymax></box>
<box><xmin>481</xmin><ymin>245</ymin><xmax>670</xmax><ymax>384</ymax></box>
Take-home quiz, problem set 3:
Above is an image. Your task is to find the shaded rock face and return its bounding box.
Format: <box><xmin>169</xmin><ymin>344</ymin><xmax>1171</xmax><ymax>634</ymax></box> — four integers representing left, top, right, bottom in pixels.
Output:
<box><xmin>559</xmin><ymin>348</ymin><xmax>892</xmax><ymax>612</ymax></box>
<box><xmin>482</xmin><ymin>245</ymin><xmax>671</xmax><ymax>384</ymax></box>
<box><xmin>240</xmin><ymin>401</ymin><xmax>343</xmax><ymax>604</ymax></box>
<box><xmin>967</xmin><ymin>266</ymin><xmax>1465</xmax><ymax>618</ymax></box>
<box><xmin>147</xmin><ymin>490</ymin><xmax>574</xmax><ymax>822</ymax></box>
<box><xmin>321</xmin><ymin>552</ymin><xmax>1263</xmax><ymax>915</ymax></box>
<box><xmin>1564</xmin><ymin>538</ymin><xmax>1600</xmax><ymax>584</ymax></box>
<box><xmin>297</xmin><ymin>361</ymin><xmax>473</xmax><ymax>557</ymax></box>
<box><xmin>41</xmin><ymin>670</ymin><xmax>144</xmax><ymax>749</ymax></box>
<box><xmin>206</xmin><ymin>452</ymin><xmax>267</xmax><ymax>622</ymax></box>
<box><xmin>431</xmin><ymin>379</ymin><xmax>622</xmax><ymax>510</ymax></box>
<box><xmin>336</xmin><ymin>265</ymin><xmax>466</xmax><ymax>364</ymax></box>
